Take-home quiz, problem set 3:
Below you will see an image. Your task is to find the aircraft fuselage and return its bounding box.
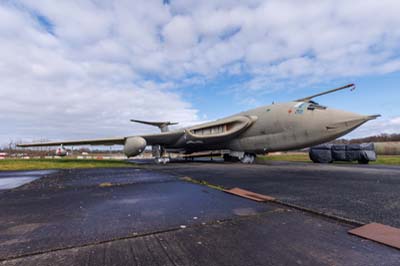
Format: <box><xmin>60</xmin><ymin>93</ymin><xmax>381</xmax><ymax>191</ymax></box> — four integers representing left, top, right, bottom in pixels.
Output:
<box><xmin>165</xmin><ymin>101</ymin><xmax>376</xmax><ymax>155</ymax></box>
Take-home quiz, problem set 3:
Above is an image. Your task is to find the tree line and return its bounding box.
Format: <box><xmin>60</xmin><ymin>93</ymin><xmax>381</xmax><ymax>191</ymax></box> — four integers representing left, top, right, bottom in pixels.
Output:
<box><xmin>333</xmin><ymin>133</ymin><xmax>400</xmax><ymax>144</ymax></box>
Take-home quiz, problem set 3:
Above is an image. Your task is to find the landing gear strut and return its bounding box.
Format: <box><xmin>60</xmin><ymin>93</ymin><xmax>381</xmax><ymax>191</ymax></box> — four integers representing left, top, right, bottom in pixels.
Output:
<box><xmin>152</xmin><ymin>145</ymin><xmax>170</xmax><ymax>164</ymax></box>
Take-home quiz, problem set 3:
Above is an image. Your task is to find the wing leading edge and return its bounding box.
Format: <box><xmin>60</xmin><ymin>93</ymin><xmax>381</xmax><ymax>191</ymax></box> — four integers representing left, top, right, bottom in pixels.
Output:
<box><xmin>16</xmin><ymin>137</ymin><xmax>126</xmax><ymax>147</ymax></box>
<box><xmin>17</xmin><ymin>130</ymin><xmax>185</xmax><ymax>148</ymax></box>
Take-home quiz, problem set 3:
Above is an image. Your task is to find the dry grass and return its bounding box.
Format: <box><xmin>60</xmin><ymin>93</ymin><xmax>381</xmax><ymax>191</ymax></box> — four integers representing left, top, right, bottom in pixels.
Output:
<box><xmin>258</xmin><ymin>153</ymin><xmax>311</xmax><ymax>162</ymax></box>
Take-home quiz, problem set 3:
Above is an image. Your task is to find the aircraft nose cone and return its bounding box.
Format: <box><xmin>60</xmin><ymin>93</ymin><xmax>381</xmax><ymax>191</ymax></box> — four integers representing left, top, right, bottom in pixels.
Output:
<box><xmin>325</xmin><ymin>110</ymin><xmax>380</xmax><ymax>133</ymax></box>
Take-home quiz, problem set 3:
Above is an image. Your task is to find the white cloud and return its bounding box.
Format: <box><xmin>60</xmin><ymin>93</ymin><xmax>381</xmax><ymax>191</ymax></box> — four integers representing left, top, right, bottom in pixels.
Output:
<box><xmin>1</xmin><ymin>0</ymin><xmax>400</xmax><ymax>143</ymax></box>
<box><xmin>163</xmin><ymin>16</ymin><xmax>197</xmax><ymax>48</ymax></box>
<box><xmin>0</xmin><ymin>1</ymin><xmax>199</xmax><ymax>144</ymax></box>
<box><xmin>389</xmin><ymin>117</ymin><xmax>400</xmax><ymax>126</ymax></box>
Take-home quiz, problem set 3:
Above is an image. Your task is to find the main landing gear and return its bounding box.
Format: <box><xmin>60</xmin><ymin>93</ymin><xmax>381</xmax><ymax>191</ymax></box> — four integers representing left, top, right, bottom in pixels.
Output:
<box><xmin>223</xmin><ymin>152</ymin><xmax>256</xmax><ymax>164</ymax></box>
<box><xmin>155</xmin><ymin>157</ymin><xmax>170</xmax><ymax>164</ymax></box>
<box><xmin>153</xmin><ymin>145</ymin><xmax>170</xmax><ymax>164</ymax></box>
<box><xmin>240</xmin><ymin>153</ymin><xmax>256</xmax><ymax>164</ymax></box>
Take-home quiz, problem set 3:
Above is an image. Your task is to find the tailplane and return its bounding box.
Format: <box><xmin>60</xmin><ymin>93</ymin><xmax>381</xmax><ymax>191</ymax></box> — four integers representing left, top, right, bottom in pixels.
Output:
<box><xmin>130</xmin><ymin>119</ymin><xmax>178</xmax><ymax>132</ymax></box>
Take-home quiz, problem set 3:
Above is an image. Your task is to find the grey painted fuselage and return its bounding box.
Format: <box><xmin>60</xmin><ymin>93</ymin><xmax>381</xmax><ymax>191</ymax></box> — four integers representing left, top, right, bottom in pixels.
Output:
<box><xmin>166</xmin><ymin>101</ymin><xmax>376</xmax><ymax>155</ymax></box>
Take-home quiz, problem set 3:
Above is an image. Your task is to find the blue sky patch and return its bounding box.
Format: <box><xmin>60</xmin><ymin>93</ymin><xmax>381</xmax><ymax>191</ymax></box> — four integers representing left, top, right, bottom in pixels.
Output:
<box><xmin>35</xmin><ymin>14</ymin><xmax>54</xmax><ymax>35</ymax></box>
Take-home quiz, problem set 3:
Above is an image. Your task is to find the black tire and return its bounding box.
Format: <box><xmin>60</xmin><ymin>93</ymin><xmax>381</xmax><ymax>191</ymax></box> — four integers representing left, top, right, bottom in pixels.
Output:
<box><xmin>309</xmin><ymin>154</ymin><xmax>319</xmax><ymax>163</ymax></box>
<box><xmin>358</xmin><ymin>159</ymin><xmax>369</xmax><ymax>164</ymax></box>
<box><xmin>223</xmin><ymin>154</ymin><xmax>239</xmax><ymax>162</ymax></box>
<box><xmin>310</xmin><ymin>157</ymin><xmax>332</xmax><ymax>163</ymax></box>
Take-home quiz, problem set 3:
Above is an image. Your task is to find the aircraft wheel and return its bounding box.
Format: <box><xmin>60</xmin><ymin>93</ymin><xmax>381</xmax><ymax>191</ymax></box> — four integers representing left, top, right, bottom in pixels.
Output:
<box><xmin>240</xmin><ymin>153</ymin><xmax>255</xmax><ymax>164</ymax></box>
<box><xmin>155</xmin><ymin>158</ymin><xmax>170</xmax><ymax>164</ymax></box>
<box><xmin>223</xmin><ymin>154</ymin><xmax>239</xmax><ymax>162</ymax></box>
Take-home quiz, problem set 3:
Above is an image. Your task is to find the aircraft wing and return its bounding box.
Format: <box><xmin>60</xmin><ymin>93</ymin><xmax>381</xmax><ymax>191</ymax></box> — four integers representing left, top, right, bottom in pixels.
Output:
<box><xmin>17</xmin><ymin>131</ymin><xmax>185</xmax><ymax>147</ymax></box>
<box><xmin>17</xmin><ymin>137</ymin><xmax>127</xmax><ymax>147</ymax></box>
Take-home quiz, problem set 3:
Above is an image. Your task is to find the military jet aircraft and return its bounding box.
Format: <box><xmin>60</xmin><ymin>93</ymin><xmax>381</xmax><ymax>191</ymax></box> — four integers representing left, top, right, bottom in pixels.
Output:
<box><xmin>18</xmin><ymin>84</ymin><xmax>379</xmax><ymax>163</ymax></box>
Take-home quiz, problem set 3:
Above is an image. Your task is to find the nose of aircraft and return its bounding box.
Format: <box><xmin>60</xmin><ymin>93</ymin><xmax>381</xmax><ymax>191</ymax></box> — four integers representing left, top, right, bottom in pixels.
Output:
<box><xmin>324</xmin><ymin>109</ymin><xmax>380</xmax><ymax>136</ymax></box>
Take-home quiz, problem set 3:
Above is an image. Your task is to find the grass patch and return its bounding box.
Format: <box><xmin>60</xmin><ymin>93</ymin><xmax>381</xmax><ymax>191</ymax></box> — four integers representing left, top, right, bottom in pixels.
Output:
<box><xmin>181</xmin><ymin>176</ymin><xmax>225</xmax><ymax>190</ymax></box>
<box><xmin>0</xmin><ymin>159</ymin><xmax>135</xmax><ymax>171</ymax></box>
<box><xmin>99</xmin><ymin>182</ymin><xmax>113</xmax><ymax>187</ymax></box>
<box><xmin>258</xmin><ymin>154</ymin><xmax>311</xmax><ymax>162</ymax></box>
<box><xmin>372</xmin><ymin>155</ymin><xmax>400</xmax><ymax>165</ymax></box>
<box><xmin>258</xmin><ymin>154</ymin><xmax>400</xmax><ymax>165</ymax></box>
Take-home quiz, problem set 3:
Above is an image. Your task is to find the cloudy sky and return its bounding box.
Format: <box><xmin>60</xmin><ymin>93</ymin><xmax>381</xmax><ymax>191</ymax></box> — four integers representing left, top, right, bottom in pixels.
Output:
<box><xmin>1</xmin><ymin>0</ymin><xmax>400</xmax><ymax>145</ymax></box>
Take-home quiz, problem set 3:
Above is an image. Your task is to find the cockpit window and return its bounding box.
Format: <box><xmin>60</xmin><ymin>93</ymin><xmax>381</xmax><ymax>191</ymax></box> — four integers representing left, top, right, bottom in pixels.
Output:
<box><xmin>307</xmin><ymin>101</ymin><xmax>327</xmax><ymax>110</ymax></box>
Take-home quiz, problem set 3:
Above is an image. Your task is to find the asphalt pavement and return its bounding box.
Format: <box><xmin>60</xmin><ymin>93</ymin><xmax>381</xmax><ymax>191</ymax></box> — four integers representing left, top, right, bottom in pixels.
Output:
<box><xmin>0</xmin><ymin>161</ymin><xmax>400</xmax><ymax>265</ymax></box>
<box><xmin>154</xmin><ymin>160</ymin><xmax>400</xmax><ymax>227</ymax></box>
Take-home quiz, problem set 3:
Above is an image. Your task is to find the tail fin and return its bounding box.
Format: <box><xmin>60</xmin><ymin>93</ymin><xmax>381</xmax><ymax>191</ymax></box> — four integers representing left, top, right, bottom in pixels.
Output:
<box><xmin>130</xmin><ymin>119</ymin><xmax>178</xmax><ymax>132</ymax></box>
